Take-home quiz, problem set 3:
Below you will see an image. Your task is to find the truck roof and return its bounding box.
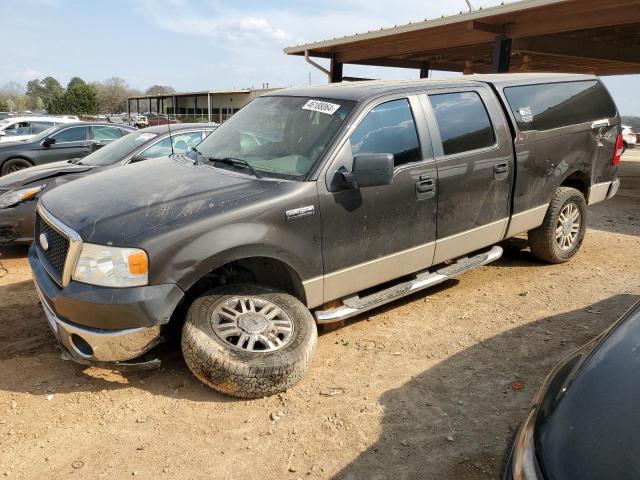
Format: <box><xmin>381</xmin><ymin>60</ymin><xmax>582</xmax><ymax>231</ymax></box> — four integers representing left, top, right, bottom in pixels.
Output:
<box><xmin>266</xmin><ymin>73</ymin><xmax>599</xmax><ymax>102</ymax></box>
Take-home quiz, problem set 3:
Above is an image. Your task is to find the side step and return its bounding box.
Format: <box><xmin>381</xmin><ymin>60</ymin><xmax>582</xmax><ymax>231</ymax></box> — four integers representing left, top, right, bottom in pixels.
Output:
<box><xmin>314</xmin><ymin>245</ymin><xmax>503</xmax><ymax>324</ymax></box>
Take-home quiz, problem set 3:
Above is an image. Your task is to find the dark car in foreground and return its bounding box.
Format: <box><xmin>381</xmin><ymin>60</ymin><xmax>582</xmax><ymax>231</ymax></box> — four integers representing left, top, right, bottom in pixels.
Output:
<box><xmin>504</xmin><ymin>299</ymin><xmax>640</xmax><ymax>480</ymax></box>
<box><xmin>0</xmin><ymin>123</ymin><xmax>216</xmax><ymax>245</ymax></box>
<box><xmin>0</xmin><ymin>122</ymin><xmax>136</xmax><ymax>176</ymax></box>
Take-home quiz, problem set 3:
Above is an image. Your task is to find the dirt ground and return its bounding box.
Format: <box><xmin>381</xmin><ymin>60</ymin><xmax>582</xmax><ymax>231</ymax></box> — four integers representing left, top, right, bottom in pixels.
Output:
<box><xmin>1</xmin><ymin>154</ymin><xmax>639</xmax><ymax>480</ymax></box>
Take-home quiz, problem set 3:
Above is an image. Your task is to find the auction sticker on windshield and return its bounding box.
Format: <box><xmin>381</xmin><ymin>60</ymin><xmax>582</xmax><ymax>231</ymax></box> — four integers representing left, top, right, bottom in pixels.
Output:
<box><xmin>302</xmin><ymin>99</ymin><xmax>341</xmax><ymax>115</ymax></box>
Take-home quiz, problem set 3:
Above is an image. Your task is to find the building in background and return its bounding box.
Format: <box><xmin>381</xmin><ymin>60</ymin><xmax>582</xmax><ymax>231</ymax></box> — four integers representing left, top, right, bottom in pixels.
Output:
<box><xmin>127</xmin><ymin>87</ymin><xmax>278</xmax><ymax>124</ymax></box>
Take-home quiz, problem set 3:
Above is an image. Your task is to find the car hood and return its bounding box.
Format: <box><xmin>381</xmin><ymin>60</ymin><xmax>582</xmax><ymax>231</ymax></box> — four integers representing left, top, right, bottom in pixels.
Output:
<box><xmin>40</xmin><ymin>155</ymin><xmax>282</xmax><ymax>243</ymax></box>
<box><xmin>534</xmin><ymin>300</ymin><xmax>640</xmax><ymax>480</ymax></box>
<box><xmin>0</xmin><ymin>160</ymin><xmax>93</xmax><ymax>190</ymax></box>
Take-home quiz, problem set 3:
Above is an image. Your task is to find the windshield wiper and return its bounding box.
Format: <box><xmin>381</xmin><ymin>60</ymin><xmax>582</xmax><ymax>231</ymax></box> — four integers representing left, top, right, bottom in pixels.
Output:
<box><xmin>208</xmin><ymin>157</ymin><xmax>261</xmax><ymax>178</ymax></box>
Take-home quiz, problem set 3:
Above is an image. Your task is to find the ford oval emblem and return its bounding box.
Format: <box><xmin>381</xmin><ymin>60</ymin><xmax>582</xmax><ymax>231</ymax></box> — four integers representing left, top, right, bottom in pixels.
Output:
<box><xmin>39</xmin><ymin>233</ymin><xmax>49</xmax><ymax>251</ymax></box>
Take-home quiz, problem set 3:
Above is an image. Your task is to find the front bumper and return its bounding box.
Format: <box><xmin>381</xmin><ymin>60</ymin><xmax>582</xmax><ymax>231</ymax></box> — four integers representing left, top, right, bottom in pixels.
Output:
<box><xmin>0</xmin><ymin>200</ymin><xmax>37</xmax><ymax>245</ymax></box>
<box><xmin>29</xmin><ymin>244</ymin><xmax>184</xmax><ymax>363</ymax></box>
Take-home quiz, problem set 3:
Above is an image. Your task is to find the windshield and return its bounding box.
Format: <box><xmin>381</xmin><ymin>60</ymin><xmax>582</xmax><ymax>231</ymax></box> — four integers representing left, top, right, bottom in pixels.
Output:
<box><xmin>28</xmin><ymin>126</ymin><xmax>57</xmax><ymax>143</ymax></box>
<box><xmin>194</xmin><ymin>96</ymin><xmax>354</xmax><ymax>179</ymax></box>
<box><xmin>82</xmin><ymin>132</ymin><xmax>158</xmax><ymax>166</ymax></box>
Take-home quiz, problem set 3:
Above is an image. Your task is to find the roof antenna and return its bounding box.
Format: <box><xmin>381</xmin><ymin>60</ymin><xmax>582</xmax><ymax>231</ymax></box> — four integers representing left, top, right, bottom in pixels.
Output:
<box><xmin>465</xmin><ymin>0</ymin><xmax>475</xmax><ymax>11</ymax></box>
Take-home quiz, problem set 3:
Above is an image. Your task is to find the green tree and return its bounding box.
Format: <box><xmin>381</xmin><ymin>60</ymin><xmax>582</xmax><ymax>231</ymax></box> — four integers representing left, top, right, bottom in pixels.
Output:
<box><xmin>48</xmin><ymin>77</ymin><xmax>99</xmax><ymax>115</ymax></box>
<box><xmin>26</xmin><ymin>76</ymin><xmax>63</xmax><ymax>109</ymax></box>
<box><xmin>0</xmin><ymin>98</ymin><xmax>8</xmax><ymax>111</ymax></box>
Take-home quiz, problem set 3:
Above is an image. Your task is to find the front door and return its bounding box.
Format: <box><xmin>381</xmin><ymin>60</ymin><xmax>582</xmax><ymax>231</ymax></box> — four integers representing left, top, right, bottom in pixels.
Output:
<box><xmin>422</xmin><ymin>87</ymin><xmax>514</xmax><ymax>264</ymax></box>
<box><xmin>318</xmin><ymin>96</ymin><xmax>438</xmax><ymax>303</ymax></box>
<box><xmin>42</xmin><ymin>126</ymin><xmax>91</xmax><ymax>163</ymax></box>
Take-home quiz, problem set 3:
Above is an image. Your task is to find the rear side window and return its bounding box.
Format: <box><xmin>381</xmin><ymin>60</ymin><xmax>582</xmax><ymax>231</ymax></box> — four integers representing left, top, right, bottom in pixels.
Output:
<box><xmin>31</xmin><ymin>121</ymin><xmax>54</xmax><ymax>134</ymax></box>
<box><xmin>350</xmin><ymin>99</ymin><xmax>421</xmax><ymax>167</ymax></box>
<box><xmin>429</xmin><ymin>92</ymin><xmax>496</xmax><ymax>156</ymax></box>
<box><xmin>504</xmin><ymin>80</ymin><xmax>617</xmax><ymax>132</ymax></box>
<box><xmin>92</xmin><ymin>126</ymin><xmax>123</xmax><ymax>141</ymax></box>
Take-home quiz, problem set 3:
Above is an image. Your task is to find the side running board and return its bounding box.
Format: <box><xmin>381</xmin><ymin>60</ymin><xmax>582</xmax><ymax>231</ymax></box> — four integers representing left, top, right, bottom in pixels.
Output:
<box><xmin>314</xmin><ymin>245</ymin><xmax>503</xmax><ymax>324</ymax></box>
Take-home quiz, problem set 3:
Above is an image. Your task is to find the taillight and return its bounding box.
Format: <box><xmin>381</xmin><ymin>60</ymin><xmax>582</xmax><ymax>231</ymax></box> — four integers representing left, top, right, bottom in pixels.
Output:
<box><xmin>613</xmin><ymin>134</ymin><xmax>623</xmax><ymax>166</ymax></box>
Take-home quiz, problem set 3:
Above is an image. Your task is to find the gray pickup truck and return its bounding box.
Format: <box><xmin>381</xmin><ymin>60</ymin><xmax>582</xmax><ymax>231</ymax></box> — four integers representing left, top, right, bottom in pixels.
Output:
<box><xmin>29</xmin><ymin>73</ymin><xmax>621</xmax><ymax>398</ymax></box>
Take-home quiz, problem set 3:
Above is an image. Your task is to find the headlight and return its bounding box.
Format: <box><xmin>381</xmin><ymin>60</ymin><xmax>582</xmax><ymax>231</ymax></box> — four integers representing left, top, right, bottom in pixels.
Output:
<box><xmin>72</xmin><ymin>243</ymin><xmax>148</xmax><ymax>287</ymax></box>
<box><xmin>0</xmin><ymin>185</ymin><xmax>44</xmax><ymax>209</ymax></box>
<box><xmin>512</xmin><ymin>409</ymin><xmax>540</xmax><ymax>480</ymax></box>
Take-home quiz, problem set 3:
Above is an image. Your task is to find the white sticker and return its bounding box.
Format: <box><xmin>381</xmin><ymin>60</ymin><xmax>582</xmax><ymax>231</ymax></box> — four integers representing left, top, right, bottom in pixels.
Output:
<box><xmin>138</xmin><ymin>133</ymin><xmax>157</xmax><ymax>141</ymax></box>
<box><xmin>518</xmin><ymin>107</ymin><xmax>533</xmax><ymax>123</ymax></box>
<box><xmin>302</xmin><ymin>99</ymin><xmax>341</xmax><ymax>115</ymax></box>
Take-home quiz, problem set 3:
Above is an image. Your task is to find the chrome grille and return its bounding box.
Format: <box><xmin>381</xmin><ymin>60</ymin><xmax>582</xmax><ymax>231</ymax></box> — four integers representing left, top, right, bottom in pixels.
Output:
<box><xmin>36</xmin><ymin>212</ymin><xmax>70</xmax><ymax>282</ymax></box>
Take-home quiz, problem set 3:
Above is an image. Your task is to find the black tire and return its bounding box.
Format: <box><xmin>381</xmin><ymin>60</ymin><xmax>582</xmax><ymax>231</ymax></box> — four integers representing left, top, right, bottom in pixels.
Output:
<box><xmin>181</xmin><ymin>284</ymin><xmax>317</xmax><ymax>398</ymax></box>
<box><xmin>622</xmin><ymin>141</ymin><xmax>628</xmax><ymax>154</ymax></box>
<box><xmin>528</xmin><ymin>187</ymin><xmax>587</xmax><ymax>264</ymax></box>
<box><xmin>1</xmin><ymin>158</ymin><xmax>33</xmax><ymax>176</ymax></box>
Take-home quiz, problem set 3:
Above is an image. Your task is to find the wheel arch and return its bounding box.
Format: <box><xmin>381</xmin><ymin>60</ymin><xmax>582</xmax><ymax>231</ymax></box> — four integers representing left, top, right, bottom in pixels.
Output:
<box><xmin>167</xmin><ymin>246</ymin><xmax>314</xmax><ymax>331</ymax></box>
<box><xmin>559</xmin><ymin>170</ymin><xmax>590</xmax><ymax>199</ymax></box>
<box><xmin>1</xmin><ymin>156</ymin><xmax>35</xmax><ymax>172</ymax></box>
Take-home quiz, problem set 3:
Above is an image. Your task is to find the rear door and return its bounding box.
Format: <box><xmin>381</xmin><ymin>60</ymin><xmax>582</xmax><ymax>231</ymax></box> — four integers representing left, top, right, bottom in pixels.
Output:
<box><xmin>318</xmin><ymin>95</ymin><xmax>438</xmax><ymax>302</ymax></box>
<box><xmin>421</xmin><ymin>86</ymin><xmax>514</xmax><ymax>264</ymax></box>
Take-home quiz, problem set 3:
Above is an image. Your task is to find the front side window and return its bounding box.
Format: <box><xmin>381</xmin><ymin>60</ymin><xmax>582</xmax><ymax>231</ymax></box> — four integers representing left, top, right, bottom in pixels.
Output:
<box><xmin>430</xmin><ymin>92</ymin><xmax>496</xmax><ymax>156</ymax></box>
<box><xmin>194</xmin><ymin>96</ymin><xmax>354</xmax><ymax>179</ymax></box>
<box><xmin>51</xmin><ymin>126</ymin><xmax>87</xmax><ymax>143</ymax></box>
<box><xmin>92</xmin><ymin>126</ymin><xmax>123</xmax><ymax>141</ymax></box>
<box><xmin>140</xmin><ymin>131</ymin><xmax>205</xmax><ymax>157</ymax></box>
<box><xmin>350</xmin><ymin>99</ymin><xmax>421</xmax><ymax>167</ymax></box>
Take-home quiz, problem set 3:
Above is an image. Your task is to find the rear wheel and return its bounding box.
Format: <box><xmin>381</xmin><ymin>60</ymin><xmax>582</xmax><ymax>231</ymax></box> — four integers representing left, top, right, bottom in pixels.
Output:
<box><xmin>181</xmin><ymin>284</ymin><xmax>317</xmax><ymax>398</ymax></box>
<box><xmin>1</xmin><ymin>158</ymin><xmax>33</xmax><ymax>176</ymax></box>
<box><xmin>528</xmin><ymin>187</ymin><xmax>587</xmax><ymax>264</ymax></box>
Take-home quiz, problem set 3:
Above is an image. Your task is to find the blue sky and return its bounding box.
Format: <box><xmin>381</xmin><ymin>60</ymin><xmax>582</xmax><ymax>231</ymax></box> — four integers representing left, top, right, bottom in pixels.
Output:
<box><xmin>2</xmin><ymin>0</ymin><xmax>639</xmax><ymax>114</ymax></box>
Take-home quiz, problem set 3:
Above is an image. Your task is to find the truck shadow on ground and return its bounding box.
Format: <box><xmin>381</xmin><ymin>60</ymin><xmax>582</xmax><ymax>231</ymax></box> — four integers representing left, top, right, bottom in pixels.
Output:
<box><xmin>333</xmin><ymin>293</ymin><xmax>639</xmax><ymax>480</ymax></box>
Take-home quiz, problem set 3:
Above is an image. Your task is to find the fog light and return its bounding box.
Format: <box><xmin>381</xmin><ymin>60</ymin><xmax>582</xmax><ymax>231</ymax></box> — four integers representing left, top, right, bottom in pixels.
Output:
<box><xmin>70</xmin><ymin>334</ymin><xmax>93</xmax><ymax>357</ymax></box>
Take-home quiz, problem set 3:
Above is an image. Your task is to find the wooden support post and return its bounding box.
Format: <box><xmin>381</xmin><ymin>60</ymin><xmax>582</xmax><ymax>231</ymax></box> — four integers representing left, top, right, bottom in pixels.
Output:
<box><xmin>419</xmin><ymin>62</ymin><xmax>430</xmax><ymax>79</ymax></box>
<box><xmin>330</xmin><ymin>56</ymin><xmax>343</xmax><ymax>83</ymax></box>
<box><xmin>492</xmin><ymin>34</ymin><xmax>512</xmax><ymax>73</ymax></box>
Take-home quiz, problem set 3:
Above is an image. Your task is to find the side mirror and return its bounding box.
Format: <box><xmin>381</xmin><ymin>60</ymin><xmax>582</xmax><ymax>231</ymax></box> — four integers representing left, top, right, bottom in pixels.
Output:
<box><xmin>338</xmin><ymin>153</ymin><xmax>394</xmax><ymax>189</ymax></box>
<box><xmin>0</xmin><ymin>131</ymin><xmax>5</xmax><ymax>137</ymax></box>
<box><xmin>42</xmin><ymin>137</ymin><xmax>55</xmax><ymax>147</ymax></box>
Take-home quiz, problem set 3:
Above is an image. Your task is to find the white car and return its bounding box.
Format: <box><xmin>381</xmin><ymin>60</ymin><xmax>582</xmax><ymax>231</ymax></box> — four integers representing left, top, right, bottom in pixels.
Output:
<box><xmin>0</xmin><ymin>116</ymin><xmax>79</xmax><ymax>143</ymax></box>
<box><xmin>622</xmin><ymin>125</ymin><xmax>637</xmax><ymax>151</ymax></box>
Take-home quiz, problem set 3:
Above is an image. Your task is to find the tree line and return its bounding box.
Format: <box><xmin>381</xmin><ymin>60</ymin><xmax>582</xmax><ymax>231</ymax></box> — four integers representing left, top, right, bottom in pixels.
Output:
<box><xmin>0</xmin><ymin>77</ymin><xmax>175</xmax><ymax>115</ymax></box>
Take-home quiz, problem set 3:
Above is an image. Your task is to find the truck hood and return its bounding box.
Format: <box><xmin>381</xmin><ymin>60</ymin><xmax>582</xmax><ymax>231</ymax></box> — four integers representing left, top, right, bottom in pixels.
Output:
<box><xmin>0</xmin><ymin>160</ymin><xmax>93</xmax><ymax>190</ymax></box>
<box><xmin>40</xmin><ymin>156</ymin><xmax>282</xmax><ymax>243</ymax></box>
<box><xmin>534</xmin><ymin>300</ymin><xmax>640</xmax><ymax>480</ymax></box>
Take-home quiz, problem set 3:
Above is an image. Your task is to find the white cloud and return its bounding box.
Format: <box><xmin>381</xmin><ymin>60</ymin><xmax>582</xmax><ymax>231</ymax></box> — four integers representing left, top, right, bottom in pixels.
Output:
<box><xmin>137</xmin><ymin>0</ymin><xmax>292</xmax><ymax>46</ymax></box>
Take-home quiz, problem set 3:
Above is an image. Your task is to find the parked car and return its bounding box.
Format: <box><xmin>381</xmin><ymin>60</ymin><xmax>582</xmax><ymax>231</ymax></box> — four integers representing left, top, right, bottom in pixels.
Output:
<box><xmin>0</xmin><ymin>112</ymin><xmax>13</xmax><ymax>121</ymax></box>
<box><xmin>503</xmin><ymin>299</ymin><xmax>640</xmax><ymax>480</ymax></box>
<box><xmin>0</xmin><ymin>123</ymin><xmax>216</xmax><ymax>245</ymax></box>
<box><xmin>622</xmin><ymin>124</ymin><xmax>636</xmax><ymax>151</ymax></box>
<box><xmin>29</xmin><ymin>73</ymin><xmax>621</xmax><ymax>398</ymax></box>
<box><xmin>0</xmin><ymin>122</ymin><xmax>135</xmax><ymax>176</ymax></box>
<box><xmin>131</xmin><ymin>114</ymin><xmax>149</xmax><ymax>128</ymax></box>
<box><xmin>0</xmin><ymin>115</ymin><xmax>78</xmax><ymax>143</ymax></box>
<box><xmin>145</xmin><ymin>112</ymin><xmax>179</xmax><ymax>126</ymax></box>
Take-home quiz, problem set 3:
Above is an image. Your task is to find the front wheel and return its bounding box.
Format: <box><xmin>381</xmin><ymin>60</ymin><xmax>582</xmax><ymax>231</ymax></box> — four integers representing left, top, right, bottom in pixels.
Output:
<box><xmin>1</xmin><ymin>158</ymin><xmax>33</xmax><ymax>176</ymax></box>
<box><xmin>181</xmin><ymin>284</ymin><xmax>317</xmax><ymax>398</ymax></box>
<box><xmin>528</xmin><ymin>187</ymin><xmax>587</xmax><ymax>264</ymax></box>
